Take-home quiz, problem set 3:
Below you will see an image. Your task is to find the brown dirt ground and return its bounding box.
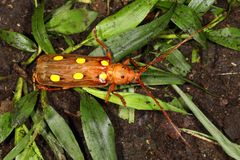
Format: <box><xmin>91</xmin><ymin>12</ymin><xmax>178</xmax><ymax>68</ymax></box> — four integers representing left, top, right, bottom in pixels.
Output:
<box><xmin>0</xmin><ymin>0</ymin><xmax>240</xmax><ymax>160</ymax></box>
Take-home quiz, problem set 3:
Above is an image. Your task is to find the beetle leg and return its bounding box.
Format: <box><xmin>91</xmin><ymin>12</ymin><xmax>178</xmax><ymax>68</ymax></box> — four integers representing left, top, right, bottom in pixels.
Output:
<box><xmin>62</xmin><ymin>86</ymin><xmax>72</xmax><ymax>90</ymax></box>
<box><xmin>137</xmin><ymin>78</ymin><xmax>189</xmax><ymax>145</ymax></box>
<box><xmin>123</xmin><ymin>58</ymin><xmax>130</xmax><ymax>65</ymax></box>
<box><xmin>105</xmin><ymin>84</ymin><xmax>126</xmax><ymax>107</ymax></box>
<box><xmin>105</xmin><ymin>83</ymin><xmax>115</xmax><ymax>103</ymax></box>
<box><xmin>93</xmin><ymin>27</ymin><xmax>112</xmax><ymax>61</ymax></box>
<box><xmin>112</xmin><ymin>92</ymin><xmax>126</xmax><ymax>107</ymax></box>
<box><xmin>123</xmin><ymin>58</ymin><xmax>140</xmax><ymax>69</ymax></box>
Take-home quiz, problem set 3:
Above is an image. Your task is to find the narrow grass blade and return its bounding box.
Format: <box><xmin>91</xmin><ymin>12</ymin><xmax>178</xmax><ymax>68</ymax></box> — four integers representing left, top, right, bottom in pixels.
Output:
<box><xmin>86</xmin><ymin>0</ymin><xmax>159</xmax><ymax>45</ymax></box>
<box><xmin>89</xmin><ymin>6</ymin><xmax>175</xmax><ymax>62</ymax></box>
<box><xmin>181</xmin><ymin>128</ymin><xmax>218</xmax><ymax>144</ymax></box>
<box><xmin>41</xmin><ymin>91</ymin><xmax>84</xmax><ymax>160</ymax></box>
<box><xmin>0</xmin><ymin>29</ymin><xmax>37</xmax><ymax>52</ymax></box>
<box><xmin>43</xmin><ymin>105</ymin><xmax>84</xmax><ymax>160</ymax></box>
<box><xmin>0</xmin><ymin>112</ymin><xmax>13</xmax><ymax>143</ymax></box>
<box><xmin>141</xmin><ymin>69</ymin><xmax>185</xmax><ymax>85</ymax></box>
<box><xmin>11</xmin><ymin>91</ymin><xmax>38</xmax><ymax>127</ymax></box>
<box><xmin>206</xmin><ymin>27</ymin><xmax>240</xmax><ymax>51</ymax></box>
<box><xmin>3</xmin><ymin>121</ymin><xmax>42</xmax><ymax>160</ymax></box>
<box><xmin>172</xmin><ymin>85</ymin><xmax>240</xmax><ymax>160</ymax></box>
<box><xmin>79</xmin><ymin>90</ymin><xmax>117</xmax><ymax>160</ymax></box>
<box><xmin>15</xmin><ymin>125</ymin><xmax>43</xmax><ymax>160</ymax></box>
<box><xmin>41</xmin><ymin>130</ymin><xmax>66</xmax><ymax>160</ymax></box>
<box><xmin>32</xmin><ymin>110</ymin><xmax>66</xmax><ymax>160</ymax></box>
<box><xmin>23</xmin><ymin>80</ymin><xmax>28</xmax><ymax>95</ymax></box>
<box><xmin>46</xmin><ymin>8</ymin><xmax>98</xmax><ymax>35</ymax></box>
<box><xmin>3</xmin><ymin>131</ymin><xmax>32</xmax><ymax>160</ymax></box>
<box><xmin>12</xmin><ymin>77</ymin><xmax>24</xmax><ymax>104</ymax></box>
<box><xmin>134</xmin><ymin>62</ymin><xmax>186</xmax><ymax>85</ymax></box>
<box><xmin>76</xmin><ymin>88</ymin><xmax>188</xmax><ymax>114</ymax></box>
<box><xmin>171</xmin><ymin>4</ymin><xmax>207</xmax><ymax>48</ymax></box>
<box><xmin>15</xmin><ymin>147</ymin><xmax>42</xmax><ymax>160</ymax></box>
<box><xmin>32</xmin><ymin>1</ymin><xmax>55</xmax><ymax>54</ymax></box>
<box><xmin>22</xmin><ymin>47</ymin><xmax>41</xmax><ymax>65</ymax></box>
<box><xmin>188</xmin><ymin>0</ymin><xmax>215</xmax><ymax>16</ymax></box>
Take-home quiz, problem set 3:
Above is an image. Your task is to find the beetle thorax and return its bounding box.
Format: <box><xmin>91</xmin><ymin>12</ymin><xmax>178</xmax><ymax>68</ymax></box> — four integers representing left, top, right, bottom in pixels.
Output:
<box><xmin>107</xmin><ymin>63</ymin><xmax>137</xmax><ymax>85</ymax></box>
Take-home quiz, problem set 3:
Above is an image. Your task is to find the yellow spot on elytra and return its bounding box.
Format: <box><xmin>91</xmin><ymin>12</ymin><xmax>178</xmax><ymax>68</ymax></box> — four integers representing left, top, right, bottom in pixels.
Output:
<box><xmin>73</xmin><ymin>73</ymin><xmax>84</xmax><ymax>80</ymax></box>
<box><xmin>50</xmin><ymin>74</ymin><xmax>60</xmax><ymax>82</ymax></box>
<box><xmin>53</xmin><ymin>56</ymin><xmax>63</xmax><ymax>61</ymax></box>
<box><xmin>76</xmin><ymin>58</ymin><xmax>86</xmax><ymax>64</ymax></box>
<box><xmin>99</xmin><ymin>73</ymin><xmax>107</xmax><ymax>80</ymax></box>
<box><xmin>101</xmin><ymin>60</ymin><xmax>109</xmax><ymax>66</ymax></box>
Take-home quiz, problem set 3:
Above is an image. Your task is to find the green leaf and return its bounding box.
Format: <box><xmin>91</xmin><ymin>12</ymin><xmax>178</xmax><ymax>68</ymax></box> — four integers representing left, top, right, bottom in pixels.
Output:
<box><xmin>3</xmin><ymin>131</ymin><xmax>32</xmax><ymax>160</ymax></box>
<box><xmin>15</xmin><ymin>125</ymin><xmax>43</xmax><ymax>160</ymax></box>
<box><xmin>80</xmin><ymin>91</ymin><xmax>117</xmax><ymax>160</ymax></box>
<box><xmin>50</xmin><ymin>1</ymin><xmax>73</xmax><ymax>18</ymax></box>
<box><xmin>141</xmin><ymin>69</ymin><xmax>185</xmax><ymax>85</ymax></box>
<box><xmin>11</xmin><ymin>91</ymin><xmax>38</xmax><ymax>127</ymax></box>
<box><xmin>171</xmin><ymin>4</ymin><xmax>207</xmax><ymax>47</ymax></box>
<box><xmin>44</xmin><ymin>105</ymin><xmax>84</xmax><ymax>160</ymax></box>
<box><xmin>41</xmin><ymin>91</ymin><xmax>84</xmax><ymax>160</ymax></box>
<box><xmin>0</xmin><ymin>112</ymin><xmax>13</xmax><ymax>143</ymax></box>
<box><xmin>41</xmin><ymin>131</ymin><xmax>66</xmax><ymax>160</ymax></box>
<box><xmin>154</xmin><ymin>43</ymin><xmax>191</xmax><ymax>76</ymax></box>
<box><xmin>210</xmin><ymin>6</ymin><xmax>225</xmax><ymax>16</ymax></box>
<box><xmin>188</xmin><ymin>0</ymin><xmax>215</xmax><ymax>16</ymax></box>
<box><xmin>76</xmin><ymin>88</ymin><xmax>188</xmax><ymax>114</ymax></box>
<box><xmin>32</xmin><ymin>110</ymin><xmax>66</xmax><ymax>160</ymax></box>
<box><xmin>89</xmin><ymin>6</ymin><xmax>175</xmax><ymax>62</ymax></box>
<box><xmin>0</xmin><ymin>29</ymin><xmax>37</xmax><ymax>52</ymax></box>
<box><xmin>86</xmin><ymin>0</ymin><xmax>159</xmax><ymax>45</ymax></box>
<box><xmin>172</xmin><ymin>85</ymin><xmax>240</xmax><ymax>160</ymax></box>
<box><xmin>15</xmin><ymin>147</ymin><xmax>42</xmax><ymax>160</ymax></box>
<box><xmin>32</xmin><ymin>1</ymin><xmax>55</xmax><ymax>54</ymax></box>
<box><xmin>191</xmin><ymin>49</ymin><xmax>200</xmax><ymax>63</ymax></box>
<box><xmin>3</xmin><ymin>119</ymin><xmax>42</xmax><ymax>160</ymax></box>
<box><xmin>46</xmin><ymin>8</ymin><xmax>98</xmax><ymax>35</ymax></box>
<box><xmin>169</xmin><ymin>97</ymin><xmax>187</xmax><ymax>111</ymax></box>
<box><xmin>206</xmin><ymin>27</ymin><xmax>240</xmax><ymax>51</ymax></box>
<box><xmin>119</xmin><ymin>107</ymin><xmax>135</xmax><ymax>123</ymax></box>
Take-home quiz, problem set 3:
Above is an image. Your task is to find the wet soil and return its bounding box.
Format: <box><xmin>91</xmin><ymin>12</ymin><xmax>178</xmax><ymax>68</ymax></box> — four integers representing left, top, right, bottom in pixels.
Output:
<box><xmin>0</xmin><ymin>0</ymin><xmax>239</xmax><ymax>160</ymax></box>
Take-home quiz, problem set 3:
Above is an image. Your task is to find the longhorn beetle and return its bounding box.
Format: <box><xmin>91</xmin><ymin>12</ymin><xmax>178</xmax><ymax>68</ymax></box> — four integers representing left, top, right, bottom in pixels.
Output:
<box><xmin>33</xmin><ymin>25</ymin><xmax>208</xmax><ymax>144</ymax></box>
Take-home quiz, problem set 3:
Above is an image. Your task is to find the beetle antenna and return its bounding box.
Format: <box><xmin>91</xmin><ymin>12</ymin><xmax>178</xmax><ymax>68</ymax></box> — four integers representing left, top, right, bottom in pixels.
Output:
<box><xmin>137</xmin><ymin>78</ymin><xmax>190</xmax><ymax>146</ymax></box>
<box><xmin>139</xmin><ymin>23</ymin><xmax>211</xmax><ymax>74</ymax></box>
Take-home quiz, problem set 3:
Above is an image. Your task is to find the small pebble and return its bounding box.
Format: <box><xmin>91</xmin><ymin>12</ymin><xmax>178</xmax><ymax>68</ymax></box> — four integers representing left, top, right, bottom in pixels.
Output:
<box><xmin>231</xmin><ymin>62</ymin><xmax>237</xmax><ymax>67</ymax></box>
